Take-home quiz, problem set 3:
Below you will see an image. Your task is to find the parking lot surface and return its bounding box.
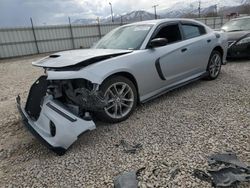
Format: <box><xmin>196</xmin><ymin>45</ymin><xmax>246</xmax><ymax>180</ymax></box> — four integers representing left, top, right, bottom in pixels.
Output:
<box><xmin>0</xmin><ymin>55</ymin><xmax>249</xmax><ymax>187</ymax></box>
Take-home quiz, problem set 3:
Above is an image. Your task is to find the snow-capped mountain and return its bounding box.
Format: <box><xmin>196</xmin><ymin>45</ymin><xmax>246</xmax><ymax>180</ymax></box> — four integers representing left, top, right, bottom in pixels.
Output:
<box><xmin>110</xmin><ymin>10</ymin><xmax>155</xmax><ymax>23</ymax></box>
<box><xmin>73</xmin><ymin>18</ymin><xmax>97</xmax><ymax>25</ymax></box>
<box><xmin>73</xmin><ymin>10</ymin><xmax>156</xmax><ymax>24</ymax></box>
<box><xmin>73</xmin><ymin>0</ymin><xmax>250</xmax><ymax>24</ymax></box>
<box><xmin>159</xmin><ymin>0</ymin><xmax>250</xmax><ymax>17</ymax></box>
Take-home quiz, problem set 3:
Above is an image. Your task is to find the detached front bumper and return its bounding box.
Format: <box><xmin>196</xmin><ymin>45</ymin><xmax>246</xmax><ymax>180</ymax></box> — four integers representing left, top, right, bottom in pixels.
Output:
<box><xmin>17</xmin><ymin>95</ymin><xmax>96</xmax><ymax>155</ymax></box>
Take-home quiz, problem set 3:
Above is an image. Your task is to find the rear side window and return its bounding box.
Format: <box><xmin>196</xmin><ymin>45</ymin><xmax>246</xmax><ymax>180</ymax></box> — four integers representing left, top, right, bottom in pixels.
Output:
<box><xmin>182</xmin><ymin>24</ymin><xmax>206</xmax><ymax>39</ymax></box>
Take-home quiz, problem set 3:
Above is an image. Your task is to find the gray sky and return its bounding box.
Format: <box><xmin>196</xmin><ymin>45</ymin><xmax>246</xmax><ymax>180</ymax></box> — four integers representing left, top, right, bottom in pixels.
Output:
<box><xmin>0</xmin><ymin>0</ymin><xmax>179</xmax><ymax>27</ymax></box>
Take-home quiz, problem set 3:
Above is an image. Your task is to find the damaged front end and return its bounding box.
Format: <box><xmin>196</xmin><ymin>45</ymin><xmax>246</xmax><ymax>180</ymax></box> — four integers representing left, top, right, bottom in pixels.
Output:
<box><xmin>48</xmin><ymin>78</ymin><xmax>107</xmax><ymax>115</ymax></box>
<box><xmin>17</xmin><ymin>75</ymin><xmax>107</xmax><ymax>155</ymax></box>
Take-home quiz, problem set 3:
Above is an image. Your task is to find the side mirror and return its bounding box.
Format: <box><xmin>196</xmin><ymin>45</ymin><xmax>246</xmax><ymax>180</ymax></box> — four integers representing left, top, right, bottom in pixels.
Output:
<box><xmin>149</xmin><ymin>38</ymin><xmax>168</xmax><ymax>48</ymax></box>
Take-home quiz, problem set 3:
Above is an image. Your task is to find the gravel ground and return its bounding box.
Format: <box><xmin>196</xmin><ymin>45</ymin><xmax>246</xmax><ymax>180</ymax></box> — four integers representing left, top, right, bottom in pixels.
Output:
<box><xmin>0</xmin><ymin>55</ymin><xmax>249</xmax><ymax>188</ymax></box>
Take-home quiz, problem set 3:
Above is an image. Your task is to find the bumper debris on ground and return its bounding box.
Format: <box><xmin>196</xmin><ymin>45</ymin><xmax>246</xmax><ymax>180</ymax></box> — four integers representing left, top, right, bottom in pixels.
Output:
<box><xmin>193</xmin><ymin>152</ymin><xmax>250</xmax><ymax>187</ymax></box>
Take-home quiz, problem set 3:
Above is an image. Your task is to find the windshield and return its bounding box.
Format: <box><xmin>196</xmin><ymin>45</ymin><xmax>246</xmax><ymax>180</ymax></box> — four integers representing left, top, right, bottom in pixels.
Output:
<box><xmin>221</xmin><ymin>18</ymin><xmax>250</xmax><ymax>32</ymax></box>
<box><xmin>94</xmin><ymin>24</ymin><xmax>153</xmax><ymax>50</ymax></box>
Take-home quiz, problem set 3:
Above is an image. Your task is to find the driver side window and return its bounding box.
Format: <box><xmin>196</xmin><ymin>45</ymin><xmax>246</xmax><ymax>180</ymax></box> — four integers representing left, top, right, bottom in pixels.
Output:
<box><xmin>153</xmin><ymin>24</ymin><xmax>182</xmax><ymax>44</ymax></box>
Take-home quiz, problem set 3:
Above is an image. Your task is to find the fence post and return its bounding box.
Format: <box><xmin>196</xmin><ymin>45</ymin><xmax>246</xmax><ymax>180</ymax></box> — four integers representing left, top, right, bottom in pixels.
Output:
<box><xmin>120</xmin><ymin>16</ymin><xmax>123</xmax><ymax>26</ymax></box>
<box><xmin>205</xmin><ymin>18</ymin><xmax>207</xmax><ymax>25</ymax></box>
<box><xmin>213</xmin><ymin>17</ymin><xmax>216</xmax><ymax>29</ymax></box>
<box><xmin>68</xmin><ymin>17</ymin><xmax>75</xmax><ymax>49</ymax></box>
<box><xmin>97</xmin><ymin>17</ymin><xmax>102</xmax><ymax>39</ymax></box>
<box><xmin>30</xmin><ymin>18</ymin><xmax>39</xmax><ymax>54</ymax></box>
<box><xmin>220</xmin><ymin>16</ymin><xmax>223</xmax><ymax>27</ymax></box>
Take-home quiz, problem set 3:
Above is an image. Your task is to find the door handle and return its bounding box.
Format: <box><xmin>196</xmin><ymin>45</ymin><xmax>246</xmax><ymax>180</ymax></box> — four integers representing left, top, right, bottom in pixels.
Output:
<box><xmin>207</xmin><ymin>39</ymin><xmax>211</xmax><ymax>43</ymax></box>
<box><xmin>181</xmin><ymin>48</ymin><xmax>187</xmax><ymax>52</ymax></box>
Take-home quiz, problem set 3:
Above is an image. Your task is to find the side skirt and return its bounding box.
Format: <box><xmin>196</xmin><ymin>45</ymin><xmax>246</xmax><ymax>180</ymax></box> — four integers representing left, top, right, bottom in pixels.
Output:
<box><xmin>141</xmin><ymin>72</ymin><xmax>208</xmax><ymax>103</ymax></box>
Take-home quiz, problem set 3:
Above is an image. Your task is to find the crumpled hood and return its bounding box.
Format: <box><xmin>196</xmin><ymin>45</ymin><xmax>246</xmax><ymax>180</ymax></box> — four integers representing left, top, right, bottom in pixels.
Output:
<box><xmin>225</xmin><ymin>31</ymin><xmax>250</xmax><ymax>41</ymax></box>
<box><xmin>32</xmin><ymin>49</ymin><xmax>133</xmax><ymax>68</ymax></box>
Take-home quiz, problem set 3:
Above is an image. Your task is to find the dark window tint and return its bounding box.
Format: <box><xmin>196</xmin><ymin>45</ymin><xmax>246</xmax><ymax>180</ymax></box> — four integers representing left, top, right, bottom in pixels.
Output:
<box><xmin>182</xmin><ymin>24</ymin><xmax>206</xmax><ymax>39</ymax></box>
<box><xmin>153</xmin><ymin>24</ymin><xmax>182</xmax><ymax>44</ymax></box>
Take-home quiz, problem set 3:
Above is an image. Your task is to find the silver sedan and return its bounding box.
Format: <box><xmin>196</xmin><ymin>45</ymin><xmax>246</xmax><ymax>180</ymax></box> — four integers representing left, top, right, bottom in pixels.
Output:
<box><xmin>17</xmin><ymin>19</ymin><xmax>228</xmax><ymax>154</ymax></box>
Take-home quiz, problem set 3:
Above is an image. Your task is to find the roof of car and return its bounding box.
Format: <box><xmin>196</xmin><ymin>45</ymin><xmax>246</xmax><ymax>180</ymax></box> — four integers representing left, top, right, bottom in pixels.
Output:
<box><xmin>126</xmin><ymin>18</ymin><xmax>205</xmax><ymax>26</ymax></box>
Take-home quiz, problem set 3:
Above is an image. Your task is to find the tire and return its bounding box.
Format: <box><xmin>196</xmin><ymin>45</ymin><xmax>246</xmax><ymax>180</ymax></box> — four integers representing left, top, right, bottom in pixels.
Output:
<box><xmin>205</xmin><ymin>50</ymin><xmax>222</xmax><ymax>80</ymax></box>
<box><xmin>95</xmin><ymin>76</ymin><xmax>137</xmax><ymax>123</ymax></box>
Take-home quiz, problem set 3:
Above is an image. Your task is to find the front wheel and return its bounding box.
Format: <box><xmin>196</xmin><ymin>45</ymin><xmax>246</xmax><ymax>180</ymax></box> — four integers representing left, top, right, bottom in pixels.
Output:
<box><xmin>205</xmin><ymin>50</ymin><xmax>222</xmax><ymax>80</ymax></box>
<box><xmin>96</xmin><ymin>76</ymin><xmax>137</xmax><ymax>123</ymax></box>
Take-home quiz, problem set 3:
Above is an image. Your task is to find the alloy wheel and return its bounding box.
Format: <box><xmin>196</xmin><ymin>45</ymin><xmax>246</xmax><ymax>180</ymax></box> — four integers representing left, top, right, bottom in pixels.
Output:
<box><xmin>209</xmin><ymin>53</ymin><xmax>221</xmax><ymax>78</ymax></box>
<box><xmin>104</xmin><ymin>82</ymin><xmax>134</xmax><ymax>119</ymax></box>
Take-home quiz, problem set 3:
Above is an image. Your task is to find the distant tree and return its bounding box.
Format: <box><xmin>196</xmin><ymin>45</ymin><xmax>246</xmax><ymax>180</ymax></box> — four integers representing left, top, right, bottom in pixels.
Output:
<box><xmin>240</xmin><ymin>4</ymin><xmax>250</xmax><ymax>14</ymax></box>
<box><xmin>218</xmin><ymin>4</ymin><xmax>250</xmax><ymax>16</ymax></box>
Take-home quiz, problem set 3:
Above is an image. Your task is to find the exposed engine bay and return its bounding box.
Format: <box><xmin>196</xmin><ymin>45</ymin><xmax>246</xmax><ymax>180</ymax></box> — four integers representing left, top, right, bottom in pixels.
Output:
<box><xmin>47</xmin><ymin>79</ymin><xmax>108</xmax><ymax>118</ymax></box>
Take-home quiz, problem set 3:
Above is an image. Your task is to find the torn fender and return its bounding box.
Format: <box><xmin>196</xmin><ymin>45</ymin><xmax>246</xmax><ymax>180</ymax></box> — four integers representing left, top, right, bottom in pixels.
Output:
<box><xmin>46</xmin><ymin>66</ymin><xmax>137</xmax><ymax>87</ymax></box>
<box><xmin>47</xmin><ymin>69</ymin><xmax>103</xmax><ymax>84</ymax></box>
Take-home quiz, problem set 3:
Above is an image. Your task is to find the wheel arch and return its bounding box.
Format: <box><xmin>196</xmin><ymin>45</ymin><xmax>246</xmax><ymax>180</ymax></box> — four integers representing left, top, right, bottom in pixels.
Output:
<box><xmin>101</xmin><ymin>71</ymin><xmax>140</xmax><ymax>103</ymax></box>
<box><xmin>212</xmin><ymin>46</ymin><xmax>224</xmax><ymax>57</ymax></box>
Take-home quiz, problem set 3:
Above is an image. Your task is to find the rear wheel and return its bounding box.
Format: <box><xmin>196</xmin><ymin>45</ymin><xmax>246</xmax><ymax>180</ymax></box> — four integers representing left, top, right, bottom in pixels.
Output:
<box><xmin>205</xmin><ymin>50</ymin><xmax>222</xmax><ymax>80</ymax></box>
<box><xmin>96</xmin><ymin>76</ymin><xmax>137</xmax><ymax>123</ymax></box>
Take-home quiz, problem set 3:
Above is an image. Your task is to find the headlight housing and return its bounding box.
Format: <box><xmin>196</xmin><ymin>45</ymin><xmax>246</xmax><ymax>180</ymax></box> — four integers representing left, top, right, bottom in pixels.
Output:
<box><xmin>236</xmin><ymin>36</ymin><xmax>250</xmax><ymax>45</ymax></box>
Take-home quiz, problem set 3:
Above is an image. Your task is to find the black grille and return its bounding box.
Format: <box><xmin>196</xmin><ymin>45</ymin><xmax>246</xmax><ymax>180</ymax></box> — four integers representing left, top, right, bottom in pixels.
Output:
<box><xmin>25</xmin><ymin>76</ymin><xmax>48</xmax><ymax>120</ymax></box>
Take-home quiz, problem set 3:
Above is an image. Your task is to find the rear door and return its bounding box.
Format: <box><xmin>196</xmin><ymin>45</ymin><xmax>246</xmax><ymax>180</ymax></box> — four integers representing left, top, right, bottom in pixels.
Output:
<box><xmin>179</xmin><ymin>22</ymin><xmax>212</xmax><ymax>72</ymax></box>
